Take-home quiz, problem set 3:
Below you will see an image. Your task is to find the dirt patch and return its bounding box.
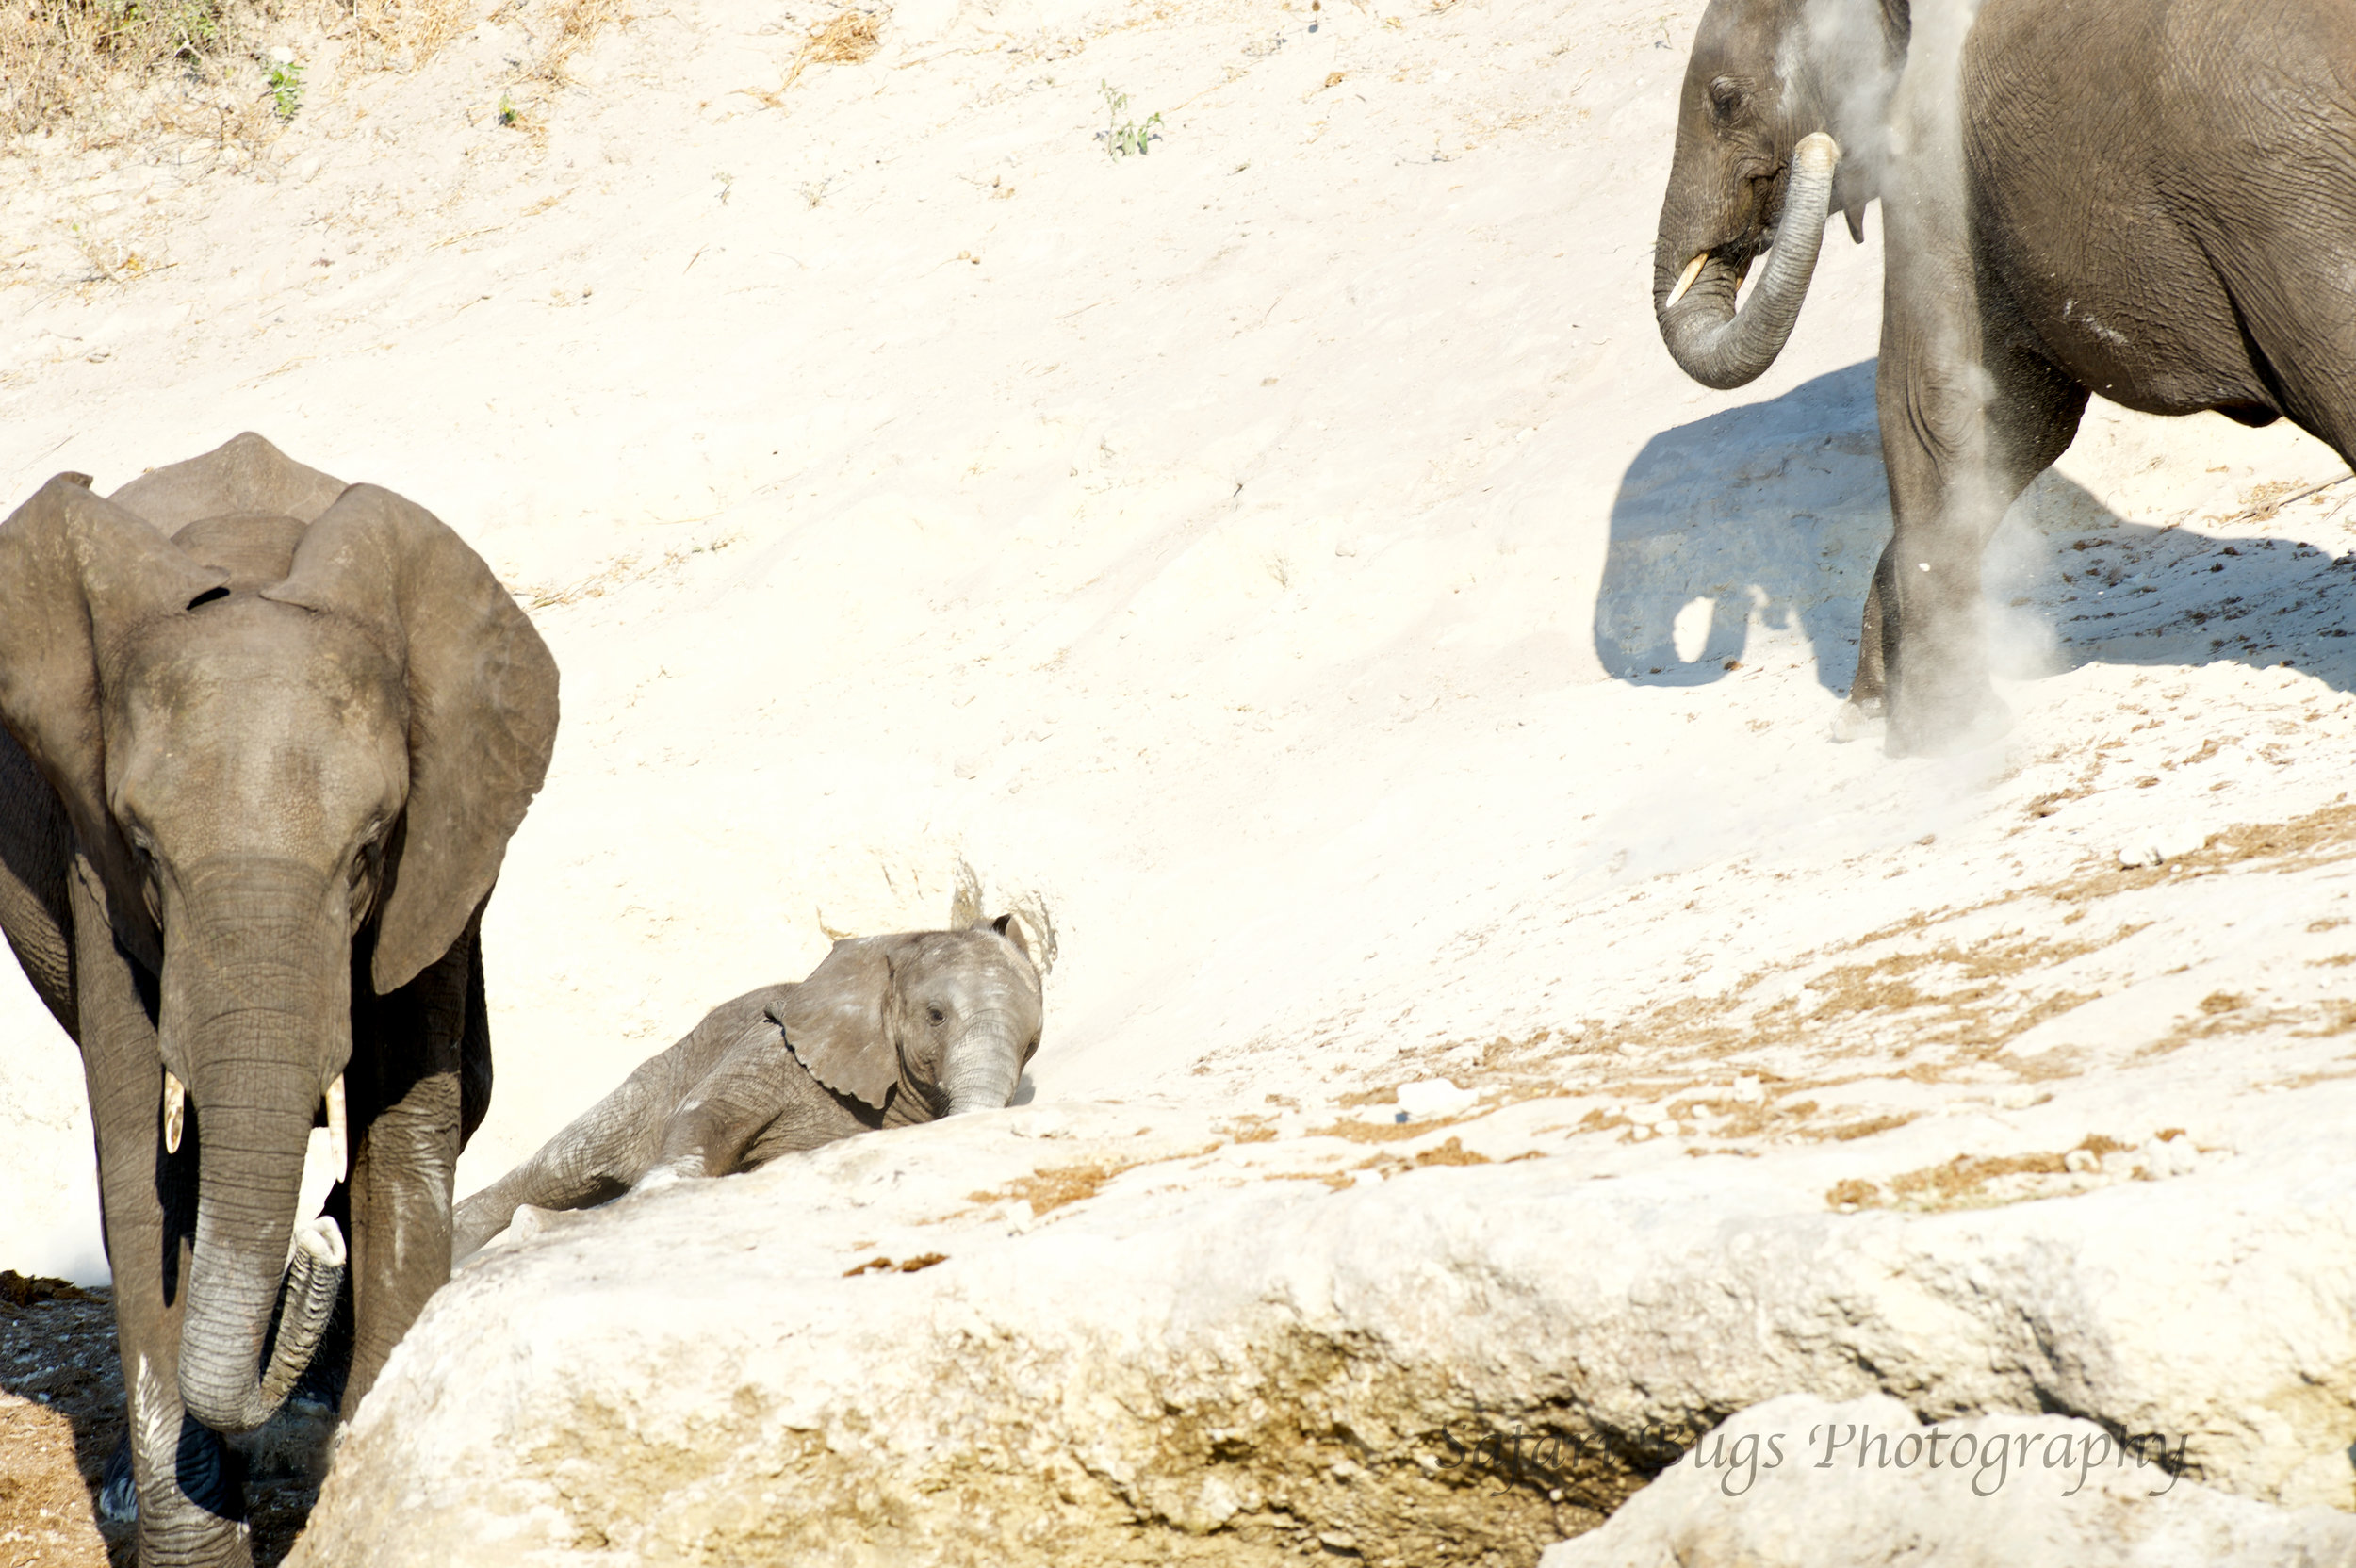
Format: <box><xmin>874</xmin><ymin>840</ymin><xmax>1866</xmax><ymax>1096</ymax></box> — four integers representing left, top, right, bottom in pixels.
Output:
<box><xmin>1305</xmin><ymin>1117</ymin><xmax>1462</xmax><ymax>1144</ymax></box>
<box><xmin>970</xmin><ymin>1160</ymin><xmax>1143</xmax><ymax>1217</ymax></box>
<box><xmin>843</xmin><ymin>1253</ymin><xmax>948</xmax><ymax>1277</ymax></box>
<box><xmin>0</xmin><ymin>1279</ymin><xmax>324</xmax><ymax>1566</ymax></box>
<box><xmin>1218</xmin><ymin>1116</ymin><xmax>1281</xmax><ymax>1144</ymax></box>
<box><xmin>1827</xmin><ymin>1135</ymin><xmax>2178</xmax><ymax>1214</ymax></box>
<box><xmin>1351</xmin><ymin>1136</ymin><xmax>1494</xmax><ymax>1180</ymax></box>
<box><xmin>0</xmin><ymin>1282</ymin><xmax>120</xmax><ymax>1568</ymax></box>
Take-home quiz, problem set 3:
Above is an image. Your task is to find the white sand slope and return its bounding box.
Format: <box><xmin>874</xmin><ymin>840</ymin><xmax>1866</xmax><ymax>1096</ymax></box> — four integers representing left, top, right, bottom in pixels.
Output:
<box><xmin>7</xmin><ymin>0</ymin><xmax>2356</xmax><ymax>1557</ymax></box>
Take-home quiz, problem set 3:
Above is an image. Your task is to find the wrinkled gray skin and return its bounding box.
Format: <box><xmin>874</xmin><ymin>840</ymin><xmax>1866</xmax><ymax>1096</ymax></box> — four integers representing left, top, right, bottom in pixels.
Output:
<box><xmin>0</xmin><ymin>433</ymin><xmax>558</xmax><ymax>1568</ymax></box>
<box><xmin>451</xmin><ymin>919</ymin><xmax>1043</xmax><ymax>1260</ymax></box>
<box><xmin>1654</xmin><ymin>0</ymin><xmax>2356</xmax><ymax>754</ymax></box>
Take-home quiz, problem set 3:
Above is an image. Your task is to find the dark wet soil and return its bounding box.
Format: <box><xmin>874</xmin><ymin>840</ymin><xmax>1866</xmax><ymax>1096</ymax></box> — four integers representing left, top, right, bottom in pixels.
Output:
<box><xmin>0</xmin><ymin>1273</ymin><xmax>319</xmax><ymax>1567</ymax></box>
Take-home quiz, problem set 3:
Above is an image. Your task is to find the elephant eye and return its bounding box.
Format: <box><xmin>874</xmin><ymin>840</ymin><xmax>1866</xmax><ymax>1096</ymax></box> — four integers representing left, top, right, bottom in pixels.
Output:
<box><xmin>926</xmin><ymin>1005</ymin><xmax>946</xmax><ymax>1024</ymax></box>
<box><xmin>1708</xmin><ymin>76</ymin><xmax>1745</xmax><ymax>117</ymax></box>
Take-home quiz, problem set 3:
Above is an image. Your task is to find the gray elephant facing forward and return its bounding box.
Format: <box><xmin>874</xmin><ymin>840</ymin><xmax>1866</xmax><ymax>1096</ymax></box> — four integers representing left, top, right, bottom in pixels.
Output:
<box><xmin>453</xmin><ymin>916</ymin><xmax>1042</xmax><ymax>1259</ymax></box>
<box><xmin>0</xmin><ymin>433</ymin><xmax>557</xmax><ymax>1568</ymax></box>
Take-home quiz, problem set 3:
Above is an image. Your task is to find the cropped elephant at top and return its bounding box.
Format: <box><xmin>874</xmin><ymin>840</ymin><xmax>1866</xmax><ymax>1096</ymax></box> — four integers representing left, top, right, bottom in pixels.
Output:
<box><xmin>1652</xmin><ymin>0</ymin><xmax>2356</xmax><ymax>754</ymax></box>
<box><xmin>451</xmin><ymin>917</ymin><xmax>1043</xmax><ymax>1261</ymax></box>
<box><xmin>0</xmin><ymin>433</ymin><xmax>557</xmax><ymax>1568</ymax></box>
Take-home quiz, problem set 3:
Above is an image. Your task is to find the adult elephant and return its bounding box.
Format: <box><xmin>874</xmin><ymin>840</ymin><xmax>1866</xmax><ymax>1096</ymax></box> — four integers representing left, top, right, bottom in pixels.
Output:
<box><xmin>1651</xmin><ymin>0</ymin><xmax>2356</xmax><ymax>753</ymax></box>
<box><xmin>0</xmin><ymin>433</ymin><xmax>558</xmax><ymax>1566</ymax></box>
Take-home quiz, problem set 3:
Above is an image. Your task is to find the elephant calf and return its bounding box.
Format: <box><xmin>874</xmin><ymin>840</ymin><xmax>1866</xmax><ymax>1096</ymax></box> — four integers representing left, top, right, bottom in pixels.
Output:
<box><xmin>452</xmin><ymin>917</ymin><xmax>1042</xmax><ymax>1259</ymax></box>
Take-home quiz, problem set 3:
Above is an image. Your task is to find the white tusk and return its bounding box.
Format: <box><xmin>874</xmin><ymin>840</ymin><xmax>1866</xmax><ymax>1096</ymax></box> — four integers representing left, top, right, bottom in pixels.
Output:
<box><xmin>326</xmin><ymin>1075</ymin><xmax>348</xmax><ymax>1184</ymax></box>
<box><xmin>162</xmin><ymin>1071</ymin><xmax>185</xmax><ymax>1155</ymax></box>
<box><xmin>1664</xmin><ymin>252</ymin><xmax>1710</xmax><ymax>310</ymax></box>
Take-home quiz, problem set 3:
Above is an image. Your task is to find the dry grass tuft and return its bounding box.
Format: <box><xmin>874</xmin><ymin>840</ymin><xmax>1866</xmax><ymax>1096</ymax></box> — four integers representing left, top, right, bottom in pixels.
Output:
<box><xmin>526</xmin><ymin>0</ymin><xmax>631</xmax><ymax>82</ymax></box>
<box><xmin>802</xmin><ymin>7</ymin><xmax>882</xmax><ymax>66</ymax></box>
<box><xmin>1</xmin><ymin>0</ymin><xmax>472</xmax><ymax>147</ymax></box>
<box><xmin>345</xmin><ymin>0</ymin><xmax>469</xmax><ymax>68</ymax></box>
<box><xmin>743</xmin><ymin>4</ymin><xmax>887</xmax><ymax>106</ymax></box>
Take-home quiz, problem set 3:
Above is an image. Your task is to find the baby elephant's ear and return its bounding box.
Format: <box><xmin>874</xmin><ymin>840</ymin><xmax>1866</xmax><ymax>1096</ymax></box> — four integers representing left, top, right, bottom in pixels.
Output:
<box><xmin>989</xmin><ymin>913</ymin><xmax>1031</xmax><ymax>962</ymax></box>
<box><xmin>770</xmin><ymin>936</ymin><xmax>910</xmax><ymax>1108</ymax></box>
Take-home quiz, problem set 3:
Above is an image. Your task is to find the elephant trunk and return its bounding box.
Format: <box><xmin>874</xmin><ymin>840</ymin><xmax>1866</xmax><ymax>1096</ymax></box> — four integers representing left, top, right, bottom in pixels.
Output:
<box><xmin>940</xmin><ymin>1015</ymin><xmax>1024</xmax><ymax>1117</ymax></box>
<box><xmin>1655</xmin><ymin>133</ymin><xmax>1842</xmax><ymax>390</ymax></box>
<box><xmin>167</xmin><ymin>858</ymin><xmax>351</xmax><ymax>1436</ymax></box>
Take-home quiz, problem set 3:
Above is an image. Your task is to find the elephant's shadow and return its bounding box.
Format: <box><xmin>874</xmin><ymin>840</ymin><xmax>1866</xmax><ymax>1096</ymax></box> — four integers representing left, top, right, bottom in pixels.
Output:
<box><xmin>1596</xmin><ymin>361</ymin><xmax>2356</xmax><ymax>696</ymax></box>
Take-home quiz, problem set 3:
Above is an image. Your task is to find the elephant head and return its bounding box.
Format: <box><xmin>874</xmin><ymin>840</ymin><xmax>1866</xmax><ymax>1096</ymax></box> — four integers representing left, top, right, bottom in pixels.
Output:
<box><xmin>1653</xmin><ymin>0</ymin><xmax>1910</xmax><ymax>387</ymax></box>
<box><xmin>0</xmin><ymin>433</ymin><xmax>556</xmax><ymax>1436</ymax></box>
<box><xmin>771</xmin><ymin>916</ymin><xmax>1043</xmax><ymax>1123</ymax></box>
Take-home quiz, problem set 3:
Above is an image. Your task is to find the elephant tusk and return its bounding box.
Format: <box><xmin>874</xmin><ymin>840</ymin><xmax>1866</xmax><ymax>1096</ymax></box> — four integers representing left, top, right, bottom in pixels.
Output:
<box><xmin>162</xmin><ymin>1071</ymin><xmax>185</xmax><ymax>1155</ymax></box>
<box><xmin>326</xmin><ymin>1074</ymin><xmax>348</xmax><ymax>1184</ymax></box>
<box><xmin>1664</xmin><ymin>252</ymin><xmax>1710</xmax><ymax>310</ymax></box>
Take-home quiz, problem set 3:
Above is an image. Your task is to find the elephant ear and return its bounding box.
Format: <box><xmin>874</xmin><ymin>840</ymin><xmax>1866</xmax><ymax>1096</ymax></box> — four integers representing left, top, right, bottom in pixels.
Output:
<box><xmin>987</xmin><ymin>911</ymin><xmax>1031</xmax><ymax>962</ymax></box>
<box><xmin>0</xmin><ymin>476</ymin><xmax>229</xmax><ymax>969</ymax></box>
<box><xmin>107</xmin><ymin>432</ymin><xmax>346</xmax><ymax>531</ymax></box>
<box><xmin>768</xmin><ymin>936</ymin><xmax>922</xmax><ymax>1109</ymax></box>
<box><xmin>262</xmin><ymin>484</ymin><xmax>558</xmax><ymax>994</ymax></box>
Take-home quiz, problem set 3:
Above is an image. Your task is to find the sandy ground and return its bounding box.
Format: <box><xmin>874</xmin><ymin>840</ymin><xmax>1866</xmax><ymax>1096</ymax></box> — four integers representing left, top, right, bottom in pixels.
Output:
<box><xmin>7</xmin><ymin>0</ymin><xmax>2356</xmax><ymax>1556</ymax></box>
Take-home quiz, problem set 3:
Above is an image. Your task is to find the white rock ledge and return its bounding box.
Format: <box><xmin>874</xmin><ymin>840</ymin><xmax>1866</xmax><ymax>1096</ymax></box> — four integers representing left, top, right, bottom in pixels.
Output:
<box><xmin>288</xmin><ymin>1113</ymin><xmax>2356</xmax><ymax>1567</ymax></box>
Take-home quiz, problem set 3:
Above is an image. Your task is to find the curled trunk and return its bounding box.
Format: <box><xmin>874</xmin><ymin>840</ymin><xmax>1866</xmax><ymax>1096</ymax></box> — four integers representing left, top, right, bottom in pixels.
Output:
<box><xmin>1655</xmin><ymin>133</ymin><xmax>1842</xmax><ymax>390</ymax></box>
<box><xmin>175</xmin><ymin>1069</ymin><xmax>346</xmax><ymax>1434</ymax></box>
<box><xmin>165</xmin><ymin>858</ymin><xmax>352</xmax><ymax>1436</ymax></box>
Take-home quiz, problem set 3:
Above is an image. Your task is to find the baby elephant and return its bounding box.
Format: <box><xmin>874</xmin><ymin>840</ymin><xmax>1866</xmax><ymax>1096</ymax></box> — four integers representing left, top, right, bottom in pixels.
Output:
<box><xmin>453</xmin><ymin>917</ymin><xmax>1041</xmax><ymax>1260</ymax></box>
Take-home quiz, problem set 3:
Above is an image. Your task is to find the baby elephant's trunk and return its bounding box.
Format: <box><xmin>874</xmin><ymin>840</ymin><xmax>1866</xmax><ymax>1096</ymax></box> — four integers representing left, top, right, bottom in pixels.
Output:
<box><xmin>941</xmin><ymin>1017</ymin><xmax>1024</xmax><ymax>1116</ymax></box>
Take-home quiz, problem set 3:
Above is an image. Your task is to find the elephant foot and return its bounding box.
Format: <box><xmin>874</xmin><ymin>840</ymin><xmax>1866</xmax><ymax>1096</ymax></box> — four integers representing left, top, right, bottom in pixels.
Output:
<box><xmin>1829</xmin><ymin>696</ymin><xmax>1885</xmax><ymax>743</ymax></box>
<box><xmin>508</xmin><ymin>1201</ymin><xmax>563</xmax><ymax>1241</ymax></box>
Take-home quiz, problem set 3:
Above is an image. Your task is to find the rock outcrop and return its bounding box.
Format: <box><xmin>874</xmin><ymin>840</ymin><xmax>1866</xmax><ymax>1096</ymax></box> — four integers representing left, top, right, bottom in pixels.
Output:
<box><xmin>287</xmin><ymin>1095</ymin><xmax>2356</xmax><ymax>1567</ymax></box>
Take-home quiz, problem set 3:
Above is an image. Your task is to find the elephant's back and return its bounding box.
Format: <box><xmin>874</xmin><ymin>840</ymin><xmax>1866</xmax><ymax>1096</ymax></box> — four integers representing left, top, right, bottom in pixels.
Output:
<box><xmin>1968</xmin><ymin>0</ymin><xmax>2356</xmax><ymax>214</ymax></box>
<box><xmin>672</xmin><ymin>982</ymin><xmax>807</xmax><ymax>1077</ymax></box>
<box><xmin>1964</xmin><ymin>0</ymin><xmax>2356</xmax><ymax>416</ymax></box>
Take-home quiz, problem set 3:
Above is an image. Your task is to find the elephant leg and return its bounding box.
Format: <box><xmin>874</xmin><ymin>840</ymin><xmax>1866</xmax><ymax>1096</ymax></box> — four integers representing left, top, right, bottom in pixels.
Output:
<box><xmin>451</xmin><ymin>997</ymin><xmax>805</xmax><ymax>1257</ymax></box>
<box><xmin>1873</xmin><ymin>151</ymin><xmax>2088</xmax><ymax>755</ymax></box>
<box><xmin>341</xmin><ymin>927</ymin><xmax>468</xmax><ymax>1415</ymax></box>
<box><xmin>71</xmin><ymin>873</ymin><xmax>251</xmax><ymax>1566</ymax></box>
<box><xmin>1833</xmin><ymin>568</ymin><xmax>1890</xmax><ymax>739</ymax></box>
<box><xmin>1876</xmin><ymin>351</ymin><xmax>2085</xmax><ymax>754</ymax></box>
<box><xmin>452</xmin><ymin>1046</ymin><xmax>697</xmax><ymax>1256</ymax></box>
<box><xmin>642</xmin><ymin>1030</ymin><xmax>802</xmax><ymax>1185</ymax></box>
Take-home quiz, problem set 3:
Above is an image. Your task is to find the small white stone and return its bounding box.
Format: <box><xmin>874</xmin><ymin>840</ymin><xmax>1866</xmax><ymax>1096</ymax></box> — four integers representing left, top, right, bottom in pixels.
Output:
<box><xmin>270</xmin><ymin>45</ymin><xmax>297</xmax><ymax>64</ymax></box>
<box><xmin>1732</xmin><ymin>1075</ymin><xmax>1764</xmax><ymax>1105</ymax></box>
<box><xmin>2144</xmin><ymin>1135</ymin><xmax>2201</xmax><ymax>1178</ymax></box>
